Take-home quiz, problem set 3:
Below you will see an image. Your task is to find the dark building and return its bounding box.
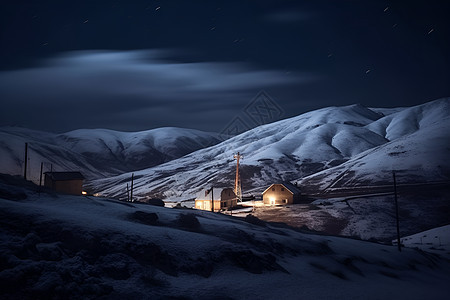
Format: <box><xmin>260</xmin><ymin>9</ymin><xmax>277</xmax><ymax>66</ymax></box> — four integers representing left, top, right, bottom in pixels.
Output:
<box><xmin>44</xmin><ymin>172</ymin><xmax>85</xmax><ymax>195</ymax></box>
<box><xmin>262</xmin><ymin>183</ymin><xmax>301</xmax><ymax>205</ymax></box>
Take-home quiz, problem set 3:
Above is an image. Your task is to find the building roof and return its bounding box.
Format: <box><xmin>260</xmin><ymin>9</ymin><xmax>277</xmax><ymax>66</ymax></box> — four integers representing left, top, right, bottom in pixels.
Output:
<box><xmin>44</xmin><ymin>171</ymin><xmax>85</xmax><ymax>181</ymax></box>
<box><xmin>282</xmin><ymin>182</ymin><xmax>301</xmax><ymax>194</ymax></box>
<box><xmin>262</xmin><ymin>182</ymin><xmax>301</xmax><ymax>195</ymax></box>
<box><xmin>195</xmin><ymin>187</ymin><xmax>235</xmax><ymax>201</ymax></box>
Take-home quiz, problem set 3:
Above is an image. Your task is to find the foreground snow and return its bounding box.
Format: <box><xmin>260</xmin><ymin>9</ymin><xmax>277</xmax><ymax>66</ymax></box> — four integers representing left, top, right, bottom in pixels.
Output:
<box><xmin>1</xmin><ymin>177</ymin><xmax>449</xmax><ymax>299</ymax></box>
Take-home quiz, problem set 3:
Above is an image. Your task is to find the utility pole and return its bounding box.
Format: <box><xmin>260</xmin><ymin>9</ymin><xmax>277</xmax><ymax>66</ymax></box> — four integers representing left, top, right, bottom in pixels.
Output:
<box><xmin>233</xmin><ymin>152</ymin><xmax>243</xmax><ymax>202</ymax></box>
<box><xmin>211</xmin><ymin>187</ymin><xmax>214</xmax><ymax>212</ymax></box>
<box><xmin>393</xmin><ymin>171</ymin><xmax>401</xmax><ymax>252</ymax></box>
<box><xmin>23</xmin><ymin>143</ymin><xmax>28</xmax><ymax>180</ymax></box>
<box><xmin>130</xmin><ymin>173</ymin><xmax>134</xmax><ymax>202</ymax></box>
<box><xmin>39</xmin><ymin>162</ymin><xmax>43</xmax><ymax>196</ymax></box>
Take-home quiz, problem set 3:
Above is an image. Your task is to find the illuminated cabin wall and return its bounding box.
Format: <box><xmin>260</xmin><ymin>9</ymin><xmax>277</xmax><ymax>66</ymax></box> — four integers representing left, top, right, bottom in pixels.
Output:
<box><xmin>262</xmin><ymin>184</ymin><xmax>294</xmax><ymax>205</ymax></box>
<box><xmin>195</xmin><ymin>188</ymin><xmax>238</xmax><ymax>212</ymax></box>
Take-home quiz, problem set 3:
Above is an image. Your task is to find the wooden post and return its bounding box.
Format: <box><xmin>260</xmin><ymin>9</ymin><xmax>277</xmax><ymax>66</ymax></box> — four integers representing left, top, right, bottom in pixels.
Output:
<box><xmin>23</xmin><ymin>143</ymin><xmax>28</xmax><ymax>180</ymax></box>
<box><xmin>393</xmin><ymin>171</ymin><xmax>401</xmax><ymax>252</ymax></box>
<box><xmin>211</xmin><ymin>187</ymin><xmax>214</xmax><ymax>212</ymax></box>
<box><xmin>126</xmin><ymin>183</ymin><xmax>130</xmax><ymax>202</ymax></box>
<box><xmin>130</xmin><ymin>173</ymin><xmax>134</xmax><ymax>202</ymax></box>
<box><xmin>38</xmin><ymin>162</ymin><xmax>43</xmax><ymax>195</ymax></box>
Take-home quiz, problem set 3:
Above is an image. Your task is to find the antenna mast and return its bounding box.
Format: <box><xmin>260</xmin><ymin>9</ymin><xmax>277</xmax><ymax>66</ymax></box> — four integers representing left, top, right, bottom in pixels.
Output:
<box><xmin>233</xmin><ymin>152</ymin><xmax>243</xmax><ymax>202</ymax></box>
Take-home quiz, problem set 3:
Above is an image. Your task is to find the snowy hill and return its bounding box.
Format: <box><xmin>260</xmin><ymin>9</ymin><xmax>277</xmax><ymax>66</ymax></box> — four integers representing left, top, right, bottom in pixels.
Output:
<box><xmin>1</xmin><ymin>175</ymin><xmax>449</xmax><ymax>299</ymax></box>
<box><xmin>395</xmin><ymin>225</ymin><xmax>450</xmax><ymax>256</ymax></box>
<box><xmin>298</xmin><ymin>98</ymin><xmax>450</xmax><ymax>194</ymax></box>
<box><xmin>0</xmin><ymin>126</ymin><xmax>223</xmax><ymax>182</ymax></box>
<box><xmin>89</xmin><ymin>98</ymin><xmax>450</xmax><ymax>202</ymax></box>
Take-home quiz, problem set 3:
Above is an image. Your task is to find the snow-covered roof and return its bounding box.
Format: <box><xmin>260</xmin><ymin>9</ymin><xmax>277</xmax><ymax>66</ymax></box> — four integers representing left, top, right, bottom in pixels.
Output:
<box><xmin>262</xmin><ymin>182</ymin><xmax>301</xmax><ymax>195</ymax></box>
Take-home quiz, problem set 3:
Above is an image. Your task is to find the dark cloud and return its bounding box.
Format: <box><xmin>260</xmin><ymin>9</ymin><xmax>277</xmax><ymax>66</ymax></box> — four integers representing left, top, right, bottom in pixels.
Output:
<box><xmin>1</xmin><ymin>1</ymin><xmax>448</xmax><ymax>133</ymax></box>
<box><xmin>0</xmin><ymin>50</ymin><xmax>316</xmax><ymax>133</ymax></box>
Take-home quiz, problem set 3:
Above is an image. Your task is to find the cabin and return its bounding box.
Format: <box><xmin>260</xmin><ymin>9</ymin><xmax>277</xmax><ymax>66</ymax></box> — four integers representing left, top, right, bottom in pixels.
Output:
<box><xmin>262</xmin><ymin>182</ymin><xmax>301</xmax><ymax>205</ymax></box>
<box><xmin>195</xmin><ymin>188</ymin><xmax>238</xmax><ymax>212</ymax></box>
<box><xmin>44</xmin><ymin>171</ymin><xmax>85</xmax><ymax>195</ymax></box>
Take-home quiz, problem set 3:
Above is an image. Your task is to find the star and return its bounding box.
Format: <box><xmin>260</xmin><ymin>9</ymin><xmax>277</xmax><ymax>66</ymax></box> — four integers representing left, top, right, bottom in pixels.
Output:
<box><xmin>384</xmin><ymin>7</ymin><xmax>389</xmax><ymax>12</ymax></box>
<box><xmin>427</xmin><ymin>28</ymin><xmax>434</xmax><ymax>35</ymax></box>
<box><xmin>83</xmin><ymin>20</ymin><xmax>89</xmax><ymax>24</ymax></box>
<box><xmin>365</xmin><ymin>69</ymin><xmax>371</xmax><ymax>74</ymax></box>
<box><xmin>155</xmin><ymin>6</ymin><xmax>160</xmax><ymax>11</ymax></box>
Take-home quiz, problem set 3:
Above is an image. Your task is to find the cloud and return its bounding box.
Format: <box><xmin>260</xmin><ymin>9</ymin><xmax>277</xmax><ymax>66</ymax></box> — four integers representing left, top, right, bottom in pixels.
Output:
<box><xmin>0</xmin><ymin>50</ymin><xmax>316</xmax><ymax>132</ymax></box>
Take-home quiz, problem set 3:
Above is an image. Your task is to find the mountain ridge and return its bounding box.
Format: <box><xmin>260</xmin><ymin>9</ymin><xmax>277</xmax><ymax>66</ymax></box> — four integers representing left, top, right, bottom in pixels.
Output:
<box><xmin>88</xmin><ymin>98</ymin><xmax>450</xmax><ymax>201</ymax></box>
<box><xmin>0</xmin><ymin>126</ymin><xmax>223</xmax><ymax>181</ymax></box>
<box><xmin>1</xmin><ymin>98</ymin><xmax>448</xmax><ymax>202</ymax></box>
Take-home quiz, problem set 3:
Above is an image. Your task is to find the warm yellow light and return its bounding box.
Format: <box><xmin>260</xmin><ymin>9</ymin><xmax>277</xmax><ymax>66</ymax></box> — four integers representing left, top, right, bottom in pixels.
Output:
<box><xmin>269</xmin><ymin>197</ymin><xmax>275</xmax><ymax>205</ymax></box>
<box><xmin>82</xmin><ymin>191</ymin><xmax>87</xmax><ymax>195</ymax></box>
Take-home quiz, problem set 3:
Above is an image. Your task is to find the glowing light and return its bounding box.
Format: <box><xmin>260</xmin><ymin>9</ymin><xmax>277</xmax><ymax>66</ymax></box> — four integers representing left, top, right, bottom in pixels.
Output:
<box><xmin>82</xmin><ymin>191</ymin><xmax>87</xmax><ymax>195</ymax></box>
<box><xmin>269</xmin><ymin>197</ymin><xmax>275</xmax><ymax>205</ymax></box>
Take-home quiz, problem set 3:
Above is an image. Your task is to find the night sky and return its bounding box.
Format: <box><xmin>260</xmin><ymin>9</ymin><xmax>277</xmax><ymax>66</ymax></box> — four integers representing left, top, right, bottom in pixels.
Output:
<box><xmin>1</xmin><ymin>0</ymin><xmax>449</xmax><ymax>133</ymax></box>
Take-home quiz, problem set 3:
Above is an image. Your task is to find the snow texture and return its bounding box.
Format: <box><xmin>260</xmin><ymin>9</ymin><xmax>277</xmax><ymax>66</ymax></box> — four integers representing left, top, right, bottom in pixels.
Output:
<box><xmin>0</xmin><ymin>176</ymin><xmax>449</xmax><ymax>299</ymax></box>
<box><xmin>89</xmin><ymin>98</ymin><xmax>450</xmax><ymax>202</ymax></box>
<box><xmin>0</xmin><ymin>126</ymin><xmax>223</xmax><ymax>182</ymax></box>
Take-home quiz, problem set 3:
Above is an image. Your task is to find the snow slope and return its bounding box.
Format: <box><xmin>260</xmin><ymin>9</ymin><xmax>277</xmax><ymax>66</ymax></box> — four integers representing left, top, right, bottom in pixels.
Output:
<box><xmin>1</xmin><ymin>176</ymin><xmax>449</xmax><ymax>299</ymax></box>
<box><xmin>0</xmin><ymin>126</ymin><xmax>223</xmax><ymax>181</ymax></box>
<box><xmin>89</xmin><ymin>98</ymin><xmax>450</xmax><ymax>202</ymax></box>
<box><xmin>395</xmin><ymin>225</ymin><xmax>450</xmax><ymax>256</ymax></box>
<box><xmin>299</xmin><ymin>98</ymin><xmax>450</xmax><ymax>192</ymax></box>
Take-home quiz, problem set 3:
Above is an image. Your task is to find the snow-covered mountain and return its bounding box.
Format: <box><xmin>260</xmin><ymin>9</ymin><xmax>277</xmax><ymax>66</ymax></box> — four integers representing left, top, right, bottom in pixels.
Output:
<box><xmin>0</xmin><ymin>126</ymin><xmax>223</xmax><ymax>181</ymax></box>
<box><xmin>89</xmin><ymin>98</ymin><xmax>450</xmax><ymax>201</ymax></box>
<box><xmin>298</xmin><ymin>98</ymin><xmax>450</xmax><ymax>194</ymax></box>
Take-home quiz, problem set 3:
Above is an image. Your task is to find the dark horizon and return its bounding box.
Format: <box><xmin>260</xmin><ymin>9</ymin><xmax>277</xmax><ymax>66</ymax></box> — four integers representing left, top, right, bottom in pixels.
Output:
<box><xmin>1</xmin><ymin>1</ymin><xmax>449</xmax><ymax>133</ymax></box>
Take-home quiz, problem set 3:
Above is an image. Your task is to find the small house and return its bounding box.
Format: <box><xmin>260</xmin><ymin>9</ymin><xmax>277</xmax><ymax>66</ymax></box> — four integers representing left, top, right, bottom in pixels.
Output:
<box><xmin>44</xmin><ymin>171</ymin><xmax>85</xmax><ymax>195</ymax></box>
<box><xmin>195</xmin><ymin>188</ymin><xmax>237</xmax><ymax>212</ymax></box>
<box><xmin>262</xmin><ymin>182</ymin><xmax>300</xmax><ymax>205</ymax></box>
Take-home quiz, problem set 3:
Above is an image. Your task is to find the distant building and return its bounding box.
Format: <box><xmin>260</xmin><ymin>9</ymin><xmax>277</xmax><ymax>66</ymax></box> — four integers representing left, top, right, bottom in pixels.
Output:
<box><xmin>262</xmin><ymin>183</ymin><xmax>301</xmax><ymax>205</ymax></box>
<box><xmin>44</xmin><ymin>172</ymin><xmax>85</xmax><ymax>195</ymax></box>
<box><xmin>195</xmin><ymin>188</ymin><xmax>238</xmax><ymax>212</ymax></box>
